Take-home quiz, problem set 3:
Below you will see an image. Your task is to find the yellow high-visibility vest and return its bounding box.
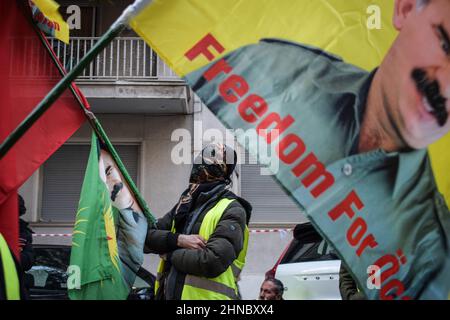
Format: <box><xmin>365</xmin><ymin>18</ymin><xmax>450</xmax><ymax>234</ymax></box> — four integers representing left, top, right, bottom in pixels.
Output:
<box><xmin>155</xmin><ymin>198</ymin><xmax>249</xmax><ymax>300</ymax></box>
<box><xmin>0</xmin><ymin>233</ymin><xmax>20</xmax><ymax>300</ymax></box>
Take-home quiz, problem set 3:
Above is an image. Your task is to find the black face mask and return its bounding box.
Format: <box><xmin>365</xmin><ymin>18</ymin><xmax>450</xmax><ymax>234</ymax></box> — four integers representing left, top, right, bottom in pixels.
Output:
<box><xmin>412</xmin><ymin>68</ymin><xmax>448</xmax><ymax>127</ymax></box>
<box><xmin>189</xmin><ymin>144</ymin><xmax>237</xmax><ymax>184</ymax></box>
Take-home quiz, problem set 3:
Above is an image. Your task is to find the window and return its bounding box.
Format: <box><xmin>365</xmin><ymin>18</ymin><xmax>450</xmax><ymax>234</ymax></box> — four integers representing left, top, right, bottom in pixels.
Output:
<box><xmin>281</xmin><ymin>239</ymin><xmax>338</xmax><ymax>264</ymax></box>
<box><xmin>240</xmin><ymin>150</ymin><xmax>307</xmax><ymax>224</ymax></box>
<box><xmin>26</xmin><ymin>246</ymin><xmax>71</xmax><ymax>295</ymax></box>
<box><xmin>60</xmin><ymin>5</ymin><xmax>96</xmax><ymax>37</ymax></box>
<box><xmin>41</xmin><ymin>144</ymin><xmax>139</xmax><ymax>222</ymax></box>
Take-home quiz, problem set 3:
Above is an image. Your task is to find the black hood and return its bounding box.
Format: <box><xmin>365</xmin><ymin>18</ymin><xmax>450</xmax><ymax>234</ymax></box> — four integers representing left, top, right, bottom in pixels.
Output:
<box><xmin>190</xmin><ymin>144</ymin><xmax>238</xmax><ymax>184</ymax></box>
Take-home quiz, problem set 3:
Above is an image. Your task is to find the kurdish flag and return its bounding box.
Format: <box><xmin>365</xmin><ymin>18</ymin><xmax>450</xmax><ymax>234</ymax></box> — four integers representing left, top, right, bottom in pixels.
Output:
<box><xmin>127</xmin><ymin>0</ymin><xmax>450</xmax><ymax>299</ymax></box>
<box><xmin>129</xmin><ymin>0</ymin><xmax>449</xmax><ymax>207</ymax></box>
<box><xmin>69</xmin><ymin>133</ymin><xmax>148</xmax><ymax>300</ymax></box>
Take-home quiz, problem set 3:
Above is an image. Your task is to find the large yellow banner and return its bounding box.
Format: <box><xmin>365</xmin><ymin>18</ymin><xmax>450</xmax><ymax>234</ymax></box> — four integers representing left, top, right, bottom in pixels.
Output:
<box><xmin>131</xmin><ymin>0</ymin><xmax>396</xmax><ymax>74</ymax></box>
<box><xmin>131</xmin><ymin>0</ymin><xmax>449</xmax><ymax>205</ymax></box>
<box><xmin>130</xmin><ymin>0</ymin><xmax>450</xmax><ymax>299</ymax></box>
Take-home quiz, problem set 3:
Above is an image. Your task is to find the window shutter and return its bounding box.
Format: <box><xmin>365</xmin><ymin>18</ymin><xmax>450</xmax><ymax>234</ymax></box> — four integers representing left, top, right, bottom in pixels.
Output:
<box><xmin>240</xmin><ymin>150</ymin><xmax>307</xmax><ymax>224</ymax></box>
<box><xmin>41</xmin><ymin>144</ymin><xmax>139</xmax><ymax>222</ymax></box>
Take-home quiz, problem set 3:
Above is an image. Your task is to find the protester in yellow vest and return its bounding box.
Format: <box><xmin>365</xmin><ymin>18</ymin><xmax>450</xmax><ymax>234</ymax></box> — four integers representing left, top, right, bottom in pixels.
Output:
<box><xmin>0</xmin><ymin>233</ymin><xmax>22</xmax><ymax>300</ymax></box>
<box><xmin>144</xmin><ymin>143</ymin><xmax>252</xmax><ymax>300</ymax></box>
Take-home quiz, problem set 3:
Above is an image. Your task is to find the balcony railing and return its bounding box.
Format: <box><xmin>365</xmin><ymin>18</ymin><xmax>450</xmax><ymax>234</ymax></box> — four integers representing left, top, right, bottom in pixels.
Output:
<box><xmin>47</xmin><ymin>37</ymin><xmax>180</xmax><ymax>81</ymax></box>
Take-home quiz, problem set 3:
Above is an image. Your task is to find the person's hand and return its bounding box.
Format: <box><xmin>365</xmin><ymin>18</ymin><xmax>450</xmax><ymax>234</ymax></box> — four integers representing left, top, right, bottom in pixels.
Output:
<box><xmin>159</xmin><ymin>254</ymin><xmax>167</xmax><ymax>261</ymax></box>
<box><xmin>19</xmin><ymin>237</ymin><xmax>27</xmax><ymax>249</ymax></box>
<box><xmin>177</xmin><ymin>234</ymin><xmax>206</xmax><ymax>250</ymax></box>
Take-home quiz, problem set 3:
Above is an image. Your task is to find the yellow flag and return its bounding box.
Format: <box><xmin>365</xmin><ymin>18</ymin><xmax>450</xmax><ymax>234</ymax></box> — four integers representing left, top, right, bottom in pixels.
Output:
<box><xmin>430</xmin><ymin>134</ymin><xmax>450</xmax><ymax>205</ymax></box>
<box><xmin>130</xmin><ymin>0</ymin><xmax>449</xmax><ymax>208</ymax></box>
<box><xmin>31</xmin><ymin>0</ymin><xmax>69</xmax><ymax>44</ymax></box>
<box><xmin>129</xmin><ymin>0</ymin><xmax>450</xmax><ymax>300</ymax></box>
<box><xmin>131</xmin><ymin>0</ymin><xmax>396</xmax><ymax>75</ymax></box>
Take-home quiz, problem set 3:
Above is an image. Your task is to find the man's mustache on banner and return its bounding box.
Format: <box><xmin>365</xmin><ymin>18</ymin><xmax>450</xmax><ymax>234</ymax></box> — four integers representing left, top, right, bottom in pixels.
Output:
<box><xmin>412</xmin><ymin>68</ymin><xmax>448</xmax><ymax>127</ymax></box>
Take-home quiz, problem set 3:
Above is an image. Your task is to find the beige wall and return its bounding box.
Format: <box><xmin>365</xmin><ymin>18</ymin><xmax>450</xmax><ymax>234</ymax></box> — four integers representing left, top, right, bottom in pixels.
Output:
<box><xmin>20</xmin><ymin>103</ymin><xmax>244</xmax><ymax>222</ymax></box>
<box><xmin>71</xmin><ymin>113</ymin><xmax>194</xmax><ymax>218</ymax></box>
<box><xmin>20</xmin><ymin>113</ymin><xmax>194</xmax><ymax>224</ymax></box>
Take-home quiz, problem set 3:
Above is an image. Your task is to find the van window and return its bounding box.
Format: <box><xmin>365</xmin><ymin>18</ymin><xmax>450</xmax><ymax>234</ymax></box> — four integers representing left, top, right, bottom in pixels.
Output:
<box><xmin>281</xmin><ymin>239</ymin><xmax>338</xmax><ymax>264</ymax></box>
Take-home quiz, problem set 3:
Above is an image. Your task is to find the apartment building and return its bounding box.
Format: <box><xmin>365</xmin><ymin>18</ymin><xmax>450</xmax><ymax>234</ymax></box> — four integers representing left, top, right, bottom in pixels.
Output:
<box><xmin>20</xmin><ymin>0</ymin><xmax>307</xmax><ymax>299</ymax></box>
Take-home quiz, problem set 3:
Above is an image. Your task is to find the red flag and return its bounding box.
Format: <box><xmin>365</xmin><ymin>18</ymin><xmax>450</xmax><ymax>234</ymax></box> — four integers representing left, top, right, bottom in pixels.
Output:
<box><xmin>0</xmin><ymin>193</ymin><xmax>19</xmax><ymax>259</ymax></box>
<box><xmin>0</xmin><ymin>1</ymin><xmax>88</xmax><ymax>252</ymax></box>
<box><xmin>0</xmin><ymin>2</ymin><xmax>87</xmax><ymax>205</ymax></box>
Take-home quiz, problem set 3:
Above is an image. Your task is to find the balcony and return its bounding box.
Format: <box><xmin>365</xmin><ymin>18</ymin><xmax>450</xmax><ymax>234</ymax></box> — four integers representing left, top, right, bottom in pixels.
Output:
<box><xmin>48</xmin><ymin>37</ymin><xmax>192</xmax><ymax>114</ymax></box>
<box><xmin>48</xmin><ymin>37</ymin><xmax>180</xmax><ymax>82</ymax></box>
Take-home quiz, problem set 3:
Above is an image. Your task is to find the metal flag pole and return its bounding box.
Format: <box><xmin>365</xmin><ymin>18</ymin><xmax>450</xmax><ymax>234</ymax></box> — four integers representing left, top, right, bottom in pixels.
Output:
<box><xmin>1</xmin><ymin>0</ymin><xmax>156</xmax><ymax>223</ymax></box>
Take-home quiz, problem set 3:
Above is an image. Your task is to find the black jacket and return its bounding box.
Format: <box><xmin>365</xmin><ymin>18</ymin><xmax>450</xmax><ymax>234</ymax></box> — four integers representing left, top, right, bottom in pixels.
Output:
<box><xmin>144</xmin><ymin>184</ymin><xmax>252</xmax><ymax>300</ymax></box>
<box><xmin>339</xmin><ymin>263</ymin><xmax>366</xmax><ymax>300</ymax></box>
<box><xmin>18</xmin><ymin>195</ymin><xmax>34</xmax><ymax>272</ymax></box>
<box><xmin>19</xmin><ymin>219</ymin><xmax>34</xmax><ymax>272</ymax></box>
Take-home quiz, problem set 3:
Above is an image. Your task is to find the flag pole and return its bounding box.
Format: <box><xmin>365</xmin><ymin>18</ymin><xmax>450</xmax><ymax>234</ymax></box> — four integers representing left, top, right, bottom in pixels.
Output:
<box><xmin>1</xmin><ymin>0</ymin><xmax>156</xmax><ymax>224</ymax></box>
<box><xmin>92</xmin><ymin>120</ymin><xmax>156</xmax><ymax>225</ymax></box>
<box><xmin>33</xmin><ymin>26</ymin><xmax>156</xmax><ymax>225</ymax></box>
<box><xmin>0</xmin><ymin>27</ymin><xmax>123</xmax><ymax>160</ymax></box>
<box><xmin>0</xmin><ymin>0</ymin><xmax>150</xmax><ymax>160</ymax></box>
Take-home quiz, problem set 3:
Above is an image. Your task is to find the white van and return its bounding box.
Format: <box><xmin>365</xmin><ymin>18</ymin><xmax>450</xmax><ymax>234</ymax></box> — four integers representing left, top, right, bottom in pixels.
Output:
<box><xmin>266</xmin><ymin>223</ymin><xmax>342</xmax><ymax>300</ymax></box>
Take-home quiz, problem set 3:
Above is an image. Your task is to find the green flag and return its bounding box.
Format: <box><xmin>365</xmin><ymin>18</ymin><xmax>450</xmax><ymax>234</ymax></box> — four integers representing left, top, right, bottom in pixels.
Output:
<box><xmin>68</xmin><ymin>132</ymin><xmax>148</xmax><ymax>300</ymax></box>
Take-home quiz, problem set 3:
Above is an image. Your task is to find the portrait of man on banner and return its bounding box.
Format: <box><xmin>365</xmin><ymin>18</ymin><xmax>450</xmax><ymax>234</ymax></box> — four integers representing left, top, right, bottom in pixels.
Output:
<box><xmin>130</xmin><ymin>0</ymin><xmax>450</xmax><ymax>299</ymax></box>
<box><xmin>98</xmin><ymin>147</ymin><xmax>148</xmax><ymax>288</ymax></box>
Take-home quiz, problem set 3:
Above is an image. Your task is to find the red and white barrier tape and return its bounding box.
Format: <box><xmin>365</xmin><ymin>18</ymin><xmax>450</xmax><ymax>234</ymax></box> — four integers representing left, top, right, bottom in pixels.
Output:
<box><xmin>32</xmin><ymin>229</ymin><xmax>293</xmax><ymax>237</ymax></box>
<box><xmin>249</xmin><ymin>229</ymin><xmax>293</xmax><ymax>234</ymax></box>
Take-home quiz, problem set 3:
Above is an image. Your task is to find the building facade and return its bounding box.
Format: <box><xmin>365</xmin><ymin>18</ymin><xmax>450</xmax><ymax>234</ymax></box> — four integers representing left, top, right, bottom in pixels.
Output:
<box><xmin>20</xmin><ymin>0</ymin><xmax>307</xmax><ymax>299</ymax></box>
